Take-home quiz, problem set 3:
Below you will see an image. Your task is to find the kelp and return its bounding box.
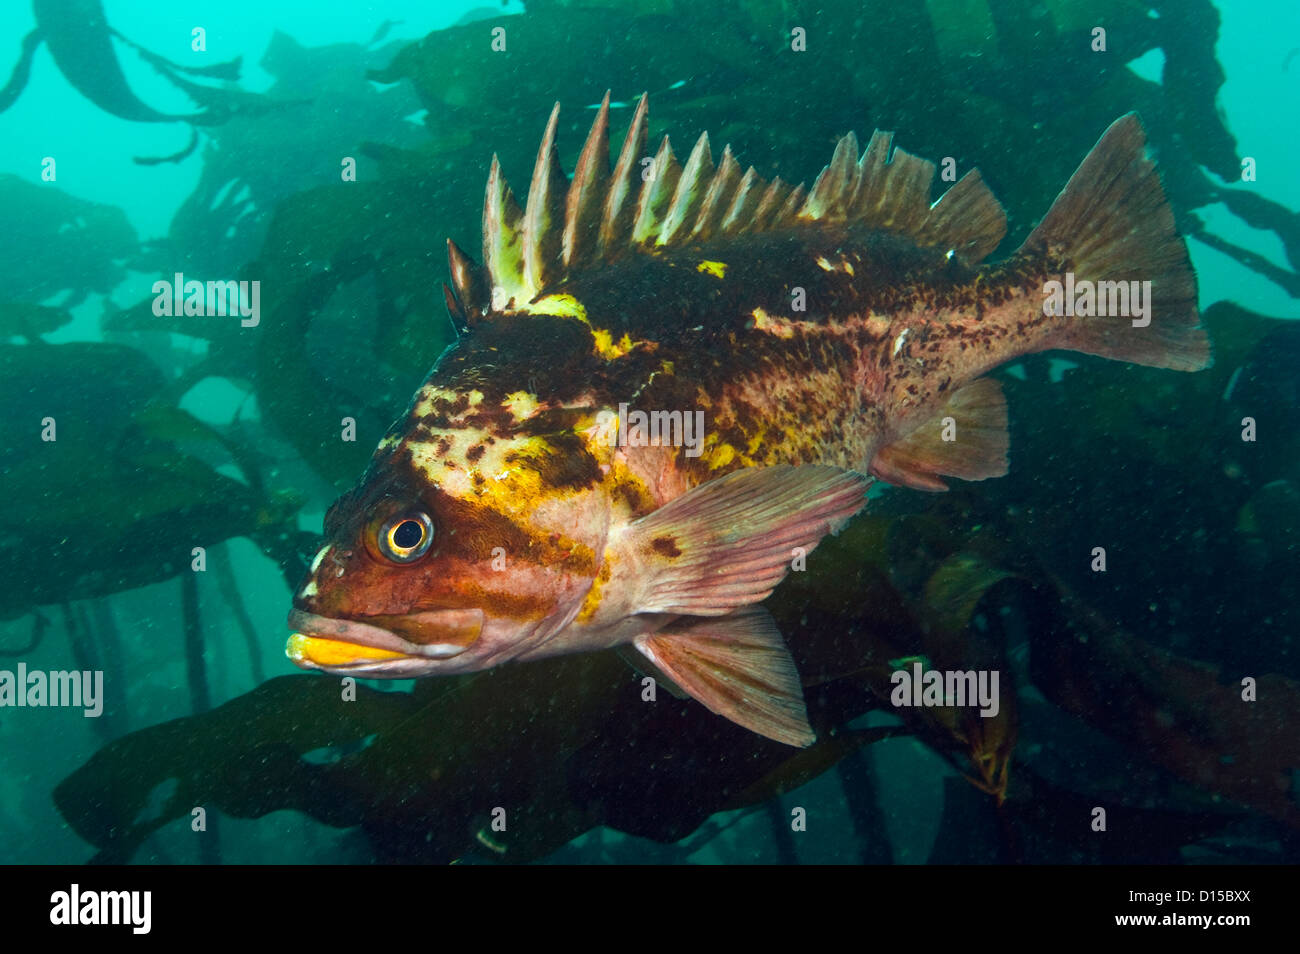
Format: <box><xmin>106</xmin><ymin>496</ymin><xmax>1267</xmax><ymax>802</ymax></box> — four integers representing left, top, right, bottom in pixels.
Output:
<box><xmin>0</xmin><ymin>302</ymin><xmax>72</xmax><ymax>341</ymax></box>
<box><xmin>367</xmin><ymin>0</ymin><xmax>1299</xmax><ymax>300</ymax></box>
<box><xmin>0</xmin><ymin>176</ymin><xmax>137</xmax><ymax>305</ymax></box>
<box><xmin>1031</xmin><ymin>582</ymin><xmax>1300</xmax><ymax>830</ymax></box>
<box><xmin>3</xmin><ymin>0</ymin><xmax>287</xmax><ymax>159</ymax></box>
<box><xmin>244</xmin><ymin>168</ymin><xmax>481</xmax><ymax>487</ymax></box>
<box><xmin>161</xmin><ymin>31</ymin><xmax>426</xmax><ymax>279</ymax></box>
<box><xmin>0</xmin><ymin>341</ymin><xmax>304</xmax><ymax>618</ymax></box>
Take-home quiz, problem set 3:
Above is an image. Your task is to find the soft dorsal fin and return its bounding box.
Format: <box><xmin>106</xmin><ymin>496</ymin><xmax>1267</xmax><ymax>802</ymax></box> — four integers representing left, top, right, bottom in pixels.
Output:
<box><xmin>467</xmin><ymin>94</ymin><xmax>1009</xmax><ymax>316</ymax></box>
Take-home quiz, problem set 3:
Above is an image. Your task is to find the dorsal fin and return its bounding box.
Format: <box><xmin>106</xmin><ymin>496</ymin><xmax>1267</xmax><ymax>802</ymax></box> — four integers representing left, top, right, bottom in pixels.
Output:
<box><xmin>522</xmin><ymin>103</ymin><xmax>566</xmax><ymax>293</ymax></box>
<box><xmin>632</xmin><ymin>135</ymin><xmax>680</xmax><ymax>246</ymax></box>
<box><xmin>563</xmin><ymin>90</ymin><xmax>610</xmax><ymax>268</ymax></box>
<box><xmin>691</xmin><ymin>145</ymin><xmax>741</xmax><ymax>243</ymax></box>
<box><xmin>720</xmin><ymin>166</ymin><xmax>761</xmax><ymax>236</ymax></box>
<box><xmin>446</xmin><ymin>238</ymin><xmax>488</xmax><ymax>326</ymax></box>
<box><xmin>482</xmin><ymin>155</ymin><xmax>527</xmax><ymax>312</ymax></box>
<box><xmin>467</xmin><ymin>97</ymin><xmax>1010</xmax><ymax>318</ymax></box>
<box><xmin>598</xmin><ymin>92</ymin><xmax>648</xmax><ymax>254</ymax></box>
<box><xmin>658</xmin><ymin>132</ymin><xmax>713</xmax><ymax>246</ymax></box>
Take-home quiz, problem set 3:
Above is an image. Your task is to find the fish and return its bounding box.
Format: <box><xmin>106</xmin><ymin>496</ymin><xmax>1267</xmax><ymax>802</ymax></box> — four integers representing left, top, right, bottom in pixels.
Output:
<box><xmin>286</xmin><ymin>92</ymin><xmax>1209</xmax><ymax>747</ymax></box>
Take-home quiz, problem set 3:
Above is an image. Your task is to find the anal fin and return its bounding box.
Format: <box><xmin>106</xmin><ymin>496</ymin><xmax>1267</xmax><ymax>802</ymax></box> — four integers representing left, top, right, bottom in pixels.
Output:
<box><xmin>614</xmin><ymin>644</ymin><xmax>689</xmax><ymax>699</ymax></box>
<box><xmin>869</xmin><ymin>377</ymin><xmax>1008</xmax><ymax>491</ymax></box>
<box><xmin>634</xmin><ymin>607</ymin><xmax>815</xmax><ymax>747</ymax></box>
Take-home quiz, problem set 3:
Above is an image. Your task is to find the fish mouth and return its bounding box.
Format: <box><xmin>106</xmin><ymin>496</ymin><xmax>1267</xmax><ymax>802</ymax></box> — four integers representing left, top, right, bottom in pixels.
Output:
<box><xmin>286</xmin><ymin>608</ymin><xmax>485</xmax><ymax>672</ymax></box>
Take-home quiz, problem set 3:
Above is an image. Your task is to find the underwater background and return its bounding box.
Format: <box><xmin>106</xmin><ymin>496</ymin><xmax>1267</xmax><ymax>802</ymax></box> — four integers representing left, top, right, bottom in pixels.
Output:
<box><xmin>0</xmin><ymin>0</ymin><xmax>1297</xmax><ymax>864</ymax></box>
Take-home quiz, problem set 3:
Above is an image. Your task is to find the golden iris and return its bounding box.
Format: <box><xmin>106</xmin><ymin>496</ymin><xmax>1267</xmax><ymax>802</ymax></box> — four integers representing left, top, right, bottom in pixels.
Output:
<box><xmin>378</xmin><ymin>512</ymin><xmax>433</xmax><ymax>563</ymax></box>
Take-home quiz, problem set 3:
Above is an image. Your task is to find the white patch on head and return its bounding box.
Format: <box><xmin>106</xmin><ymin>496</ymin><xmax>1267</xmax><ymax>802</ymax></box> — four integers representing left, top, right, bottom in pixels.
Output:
<box><xmin>414</xmin><ymin>387</ymin><xmax>486</xmax><ymax>421</ymax></box>
<box><xmin>300</xmin><ymin>580</ymin><xmax>318</xmax><ymax>597</ymax></box>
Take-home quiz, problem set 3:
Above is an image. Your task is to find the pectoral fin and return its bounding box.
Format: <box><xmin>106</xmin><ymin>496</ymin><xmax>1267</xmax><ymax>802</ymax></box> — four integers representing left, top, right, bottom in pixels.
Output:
<box><xmin>634</xmin><ymin>607</ymin><xmax>815</xmax><ymax>747</ymax></box>
<box><xmin>626</xmin><ymin>464</ymin><xmax>869</xmax><ymax>616</ymax></box>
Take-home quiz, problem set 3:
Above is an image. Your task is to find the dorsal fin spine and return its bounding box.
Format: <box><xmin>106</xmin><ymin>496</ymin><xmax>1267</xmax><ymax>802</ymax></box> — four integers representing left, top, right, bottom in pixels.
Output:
<box><xmin>522</xmin><ymin>102</ymin><xmax>566</xmax><ymax>294</ymax></box>
<box><xmin>599</xmin><ymin>92</ymin><xmax>649</xmax><ymax>254</ymax></box>
<box><xmin>563</xmin><ymin>91</ymin><xmax>611</xmax><ymax>269</ymax></box>
<box><xmin>657</xmin><ymin>132</ymin><xmax>713</xmax><ymax>246</ymax></box>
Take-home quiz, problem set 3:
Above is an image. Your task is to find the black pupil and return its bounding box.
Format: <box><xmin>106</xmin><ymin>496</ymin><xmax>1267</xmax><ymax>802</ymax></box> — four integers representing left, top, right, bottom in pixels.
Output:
<box><xmin>392</xmin><ymin>520</ymin><xmax>424</xmax><ymax>549</ymax></box>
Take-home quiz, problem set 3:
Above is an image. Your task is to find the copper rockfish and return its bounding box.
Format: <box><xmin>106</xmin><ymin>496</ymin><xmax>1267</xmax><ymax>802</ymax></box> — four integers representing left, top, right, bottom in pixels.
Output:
<box><xmin>287</xmin><ymin>94</ymin><xmax>1208</xmax><ymax>746</ymax></box>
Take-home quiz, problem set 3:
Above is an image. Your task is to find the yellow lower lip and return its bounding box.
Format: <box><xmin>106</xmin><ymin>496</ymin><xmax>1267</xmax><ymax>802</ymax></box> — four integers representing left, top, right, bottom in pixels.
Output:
<box><xmin>286</xmin><ymin>633</ymin><xmax>408</xmax><ymax>667</ymax></box>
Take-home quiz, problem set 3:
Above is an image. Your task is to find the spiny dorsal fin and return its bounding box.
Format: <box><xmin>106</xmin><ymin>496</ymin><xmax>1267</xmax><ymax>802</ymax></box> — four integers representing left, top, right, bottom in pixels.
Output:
<box><xmin>632</xmin><ymin>135</ymin><xmax>680</xmax><ymax>246</ymax></box>
<box><xmin>522</xmin><ymin>103</ymin><xmax>567</xmax><ymax>293</ymax></box>
<box><xmin>442</xmin><ymin>283</ymin><xmax>465</xmax><ymax>331</ymax></box>
<box><xmin>470</xmin><ymin>97</ymin><xmax>1009</xmax><ymax>318</ymax></box>
<box><xmin>802</xmin><ymin>131</ymin><xmax>858</xmax><ymax>223</ymax></box>
<box><xmin>750</xmin><ymin>176</ymin><xmax>792</xmax><ymax>231</ymax></box>
<box><xmin>598</xmin><ymin>92</ymin><xmax>649</xmax><ymax>254</ymax></box>
<box><xmin>482</xmin><ymin>155</ymin><xmax>526</xmax><ymax>312</ymax></box>
<box><xmin>563</xmin><ymin>90</ymin><xmax>610</xmax><ymax>268</ymax></box>
<box><xmin>720</xmin><ymin>166</ymin><xmax>761</xmax><ymax>236</ymax></box>
<box><xmin>691</xmin><ymin>145</ymin><xmax>741</xmax><ymax>242</ymax></box>
<box><xmin>657</xmin><ymin>131</ymin><xmax>713</xmax><ymax>246</ymax></box>
<box><xmin>446</xmin><ymin>238</ymin><xmax>488</xmax><ymax>325</ymax></box>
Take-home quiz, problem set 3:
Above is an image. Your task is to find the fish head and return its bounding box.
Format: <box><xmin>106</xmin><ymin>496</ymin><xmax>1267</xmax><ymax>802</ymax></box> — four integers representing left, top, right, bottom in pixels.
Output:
<box><xmin>286</xmin><ymin>392</ymin><xmax>613</xmax><ymax>677</ymax></box>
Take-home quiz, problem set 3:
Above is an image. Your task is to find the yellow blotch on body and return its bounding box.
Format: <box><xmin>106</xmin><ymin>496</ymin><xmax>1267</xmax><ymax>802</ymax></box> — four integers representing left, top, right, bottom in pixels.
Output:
<box><xmin>528</xmin><ymin>293</ymin><xmax>588</xmax><ymax>319</ymax></box>
<box><xmin>576</xmin><ymin>558</ymin><xmax>613</xmax><ymax>624</ymax></box>
<box><xmin>696</xmin><ymin>260</ymin><xmax>727</xmax><ymax>279</ymax></box>
<box><xmin>592</xmin><ymin>329</ymin><xmax>636</xmax><ymax>360</ymax></box>
<box><xmin>707</xmin><ymin>442</ymin><xmax>738</xmax><ymax>469</ymax></box>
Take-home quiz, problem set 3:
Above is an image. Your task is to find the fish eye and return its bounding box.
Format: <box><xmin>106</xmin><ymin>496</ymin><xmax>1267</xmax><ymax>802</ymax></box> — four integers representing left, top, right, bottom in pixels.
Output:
<box><xmin>378</xmin><ymin>512</ymin><xmax>434</xmax><ymax>563</ymax></box>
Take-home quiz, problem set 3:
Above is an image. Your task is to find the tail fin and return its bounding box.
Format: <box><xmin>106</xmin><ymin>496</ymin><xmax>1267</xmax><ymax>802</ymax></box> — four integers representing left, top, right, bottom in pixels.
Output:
<box><xmin>1021</xmin><ymin>113</ymin><xmax>1209</xmax><ymax>372</ymax></box>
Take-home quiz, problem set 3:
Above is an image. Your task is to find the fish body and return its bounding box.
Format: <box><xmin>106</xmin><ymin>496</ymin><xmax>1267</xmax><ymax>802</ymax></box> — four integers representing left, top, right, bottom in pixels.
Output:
<box><xmin>288</xmin><ymin>93</ymin><xmax>1208</xmax><ymax>745</ymax></box>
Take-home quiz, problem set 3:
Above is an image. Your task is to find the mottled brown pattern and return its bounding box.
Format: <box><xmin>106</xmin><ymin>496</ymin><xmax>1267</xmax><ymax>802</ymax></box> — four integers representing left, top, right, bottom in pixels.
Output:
<box><xmin>650</xmin><ymin>535</ymin><xmax>682</xmax><ymax>558</ymax></box>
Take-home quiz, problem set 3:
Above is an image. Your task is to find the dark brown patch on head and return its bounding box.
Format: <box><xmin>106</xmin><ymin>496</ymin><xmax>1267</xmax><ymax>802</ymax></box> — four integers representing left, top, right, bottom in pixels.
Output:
<box><xmin>650</xmin><ymin>535</ymin><xmax>682</xmax><ymax>558</ymax></box>
<box><xmin>466</xmin><ymin>444</ymin><xmax>486</xmax><ymax>463</ymax></box>
<box><xmin>530</xmin><ymin>432</ymin><xmax>602</xmax><ymax>490</ymax></box>
<box><xmin>436</xmin><ymin>436</ymin><xmax>452</xmax><ymax>456</ymax></box>
<box><xmin>431</xmin><ymin>489</ymin><xmax>598</xmax><ymax>574</ymax></box>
